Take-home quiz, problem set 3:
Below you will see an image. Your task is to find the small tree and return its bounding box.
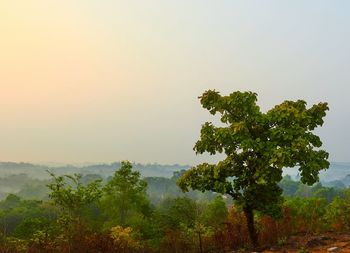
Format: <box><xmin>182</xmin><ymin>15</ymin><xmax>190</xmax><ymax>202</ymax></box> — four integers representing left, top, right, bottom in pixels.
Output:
<box><xmin>47</xmin><ymin>173</ymin><xmax>102</xmax><ymax>220</ymax></box>
<box><xmin>178</xmin><ymin>90</ymin><xmax>329</xmax><ymax>247</ymax></box>
<box><xmin>101</xmin><ymin>161</ymin><xmax>150</xmax><ymax>227</ymax></box>
<box><xmin>47</xmin><ymin>172</ymin><xmax>102</xmax><ymax>252</ymax></box>
<box><xmin>202</xmin><ymin>195</ymin><xmax>228</xmax><ymax>230</ymax></box>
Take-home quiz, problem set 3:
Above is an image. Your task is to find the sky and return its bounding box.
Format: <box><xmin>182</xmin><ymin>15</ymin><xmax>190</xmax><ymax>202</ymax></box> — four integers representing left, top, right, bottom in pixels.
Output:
<box><xmin>0</xmin><ymin>1</ymin><xmax>349</xmax><ymax>165</ymax></box>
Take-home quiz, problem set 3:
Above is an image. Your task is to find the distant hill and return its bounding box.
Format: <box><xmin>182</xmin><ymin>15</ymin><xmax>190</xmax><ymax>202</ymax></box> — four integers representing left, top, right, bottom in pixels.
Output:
<box><xmin>1</xmin><ymin>161</ymin><xmax>350</xmax><ymax>183</ymax></box>
<box><xmin>321</xmin><ymin>162</ymin><xmax>350</xmax><ymax>182</ymax></box>
<box><xmin>283</xmin><ymin>162</ymin><xmax>350</xmax><ymax>183</ymax></box>
<box><xmin>0</xmin><ymin>161</ymin><xmax>190</xmax><ymax>179</ymax></box>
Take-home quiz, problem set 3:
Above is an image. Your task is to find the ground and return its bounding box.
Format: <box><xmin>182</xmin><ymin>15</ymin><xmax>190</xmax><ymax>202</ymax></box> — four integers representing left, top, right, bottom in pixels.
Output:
<box><xmin>264</xmin><ymin>232</ymin><xmax>350</xmax><ymax>253</ymax></box>
<box><xmin>233</xmin><ymin>233</ymin><xmax>350</xmax><ymax>252</ymax></box>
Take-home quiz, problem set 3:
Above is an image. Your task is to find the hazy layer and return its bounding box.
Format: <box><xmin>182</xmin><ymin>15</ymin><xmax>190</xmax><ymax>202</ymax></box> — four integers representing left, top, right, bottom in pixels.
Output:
<box><xmin>0</xmin><ymin>1</ymin><xmax>349</xmax><ymax>164</ymax></box>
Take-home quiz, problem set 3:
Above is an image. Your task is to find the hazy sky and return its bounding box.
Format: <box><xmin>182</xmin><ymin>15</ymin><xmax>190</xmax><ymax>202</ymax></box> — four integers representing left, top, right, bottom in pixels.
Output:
<box><xmin>0</xmin><ymin>1</ymin><xmax>349</xmax><ymax>165</ymax></box>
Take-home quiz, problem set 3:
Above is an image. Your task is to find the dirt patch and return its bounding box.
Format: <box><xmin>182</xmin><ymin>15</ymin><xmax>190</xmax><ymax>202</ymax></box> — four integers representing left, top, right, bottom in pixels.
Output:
<box><xmin>261</xmin><ymin>233</ymin><xmax>350</xmax><ymax>253</ymax></box>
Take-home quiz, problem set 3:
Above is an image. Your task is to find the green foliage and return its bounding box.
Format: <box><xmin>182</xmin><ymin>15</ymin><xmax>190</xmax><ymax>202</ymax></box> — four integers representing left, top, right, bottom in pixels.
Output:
<box><xmin>47</xmin><ymin>172</ymin><xmax>102</xmax><ymax>219</ymax></box>
<box><xmin>285</xmin><ymin>197</ymin><xmax>328</xmax><ymax>233</ymax></box>
<box><xmin>312</xmin><ymin>186</ymin><xmax>341</xmax><ymax>203</ymax></box>
<box><xmin>46</xmin><ymin>171</ymin><xmax>103</xmax><ymax>252</ymax></box>
<box><xmin>2</xmin><ymin>194</ymin><xmax>21</xmax><ymax>209</ymax></box>
<box><xmin>279</xmin><ymin>175</ymin><xmax>300</xmax><ymax>196</ymax></box>
<box><xmin>144</xmin><ymin>176</ymin><xmax>182</xmax><ymax>205</ymax></box>
<box><xmin>0</xmin><ymin>195</ymin><xmax>57</xmax><ymax>238</ymax></box>
<box><xmin>12</xmin><ymin>217</ymin><xmax>52</xmax><ymax>239</ymax></box>
<box><xmin>156</xmin><ymin>197</ymin><xmax>199</xmax><ymax>230</ymax></box>
<box><xmin>2</xmin><ymin>170</ymin><xmax>350</xmax><ymax>252</ymax></box>
<box><xmin>325</xmin><ymin>189</ymin><xmax>350</xmax><ymax>231</ymax></box>
<box><xmin>277</xmin><ymin>236</ymin><xmax>287</xmax><ymax>246</ymax></box>
<box><xmin>297</xmin><ymin>247</ymin><xmax>309</xmax><ymax>253</ymax></box>
<box><xmin>17</xmin><ymin>182</ymin><xmax>50</xmax><ymax>200</ymax></box>
<box><xmin>178</xmin><ymin>90</ymin><xmax>329</xmax><ymax>245</ymax></box>
<box><xmin>145</xmin><ymin>171</ymin><xmax>216</xmax><ymax>205</ymax></box>
<box><xmin>201</xmin><ymin>195</ymin><xmax>228</xmax><ymax>229</ymax></box>
<box><xmin>101</xmin><ymin>161</ymin><xmax>151</xmax><ymax>227</ymax></box>
<box><xmin>280</xmin><ymin>176</ymin><xmax>341</xmax><ymax>202</ymax></box>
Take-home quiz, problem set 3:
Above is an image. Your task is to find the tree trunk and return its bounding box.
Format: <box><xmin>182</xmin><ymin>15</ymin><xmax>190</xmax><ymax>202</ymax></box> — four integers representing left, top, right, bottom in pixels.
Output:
<box><xmin>198</xmin><ymin>231</ymin><xmax>203</xmax><ymax>253</ymax></box>
<box><xmin>243</xmin><ymin>206</ymin><xmax>259</xmax><ymax>248</ymax></box>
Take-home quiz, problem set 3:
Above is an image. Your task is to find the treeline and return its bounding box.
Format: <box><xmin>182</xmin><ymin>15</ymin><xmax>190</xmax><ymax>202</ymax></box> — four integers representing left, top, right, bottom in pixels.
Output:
<box><xmin>0</xmin><ymin>162</ymin><xmax>186</xmax><ymax>180</ymax></box>
<box><xmin>0</xmin><ymin>163</ymin><xmax>350</xmax><ymax>252</ymax></box>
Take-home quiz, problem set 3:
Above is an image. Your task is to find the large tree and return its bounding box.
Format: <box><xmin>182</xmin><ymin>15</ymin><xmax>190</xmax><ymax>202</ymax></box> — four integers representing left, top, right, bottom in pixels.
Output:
<box><xmin>177</xmin><ymin>90</ymin><xmax>329</xmax><ymax>247</ymax></box>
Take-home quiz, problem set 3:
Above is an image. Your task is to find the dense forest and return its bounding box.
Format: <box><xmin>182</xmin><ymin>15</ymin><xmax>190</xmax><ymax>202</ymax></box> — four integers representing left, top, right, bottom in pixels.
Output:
<box><xmin>0</xmin><ymin>161</ymin><xmax>349</xmax><ymax>252</ymax></box>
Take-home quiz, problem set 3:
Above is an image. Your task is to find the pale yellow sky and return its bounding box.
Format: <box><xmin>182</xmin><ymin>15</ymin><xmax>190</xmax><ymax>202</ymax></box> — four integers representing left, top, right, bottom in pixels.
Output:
<box><xmin>0</xmin><ymin>1</ymin><xmax>349</xmax><ymax>164</ymax></box>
